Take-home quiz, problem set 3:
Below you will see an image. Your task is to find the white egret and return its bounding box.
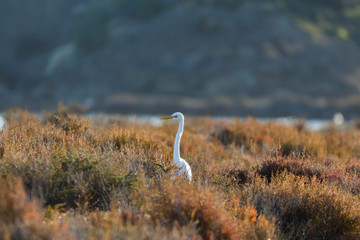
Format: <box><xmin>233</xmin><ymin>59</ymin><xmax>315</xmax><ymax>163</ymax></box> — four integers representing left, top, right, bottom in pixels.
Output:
<box><xmin>0</xmin><ymin>116</ymin><xmax>4</xmax><ymax>130</ymax></box>
<box><xmin>161</xmin><ymin>112</ymin><xmax>192</xmax><ymax>181</ymax></box>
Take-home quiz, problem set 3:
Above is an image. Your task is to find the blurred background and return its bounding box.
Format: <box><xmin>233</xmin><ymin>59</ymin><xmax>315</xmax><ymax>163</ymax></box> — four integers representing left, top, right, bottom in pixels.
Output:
<box><xmin>1</xmin><ymin>0</ymin><xmax>360</xmax><ymax>118</ymax></box>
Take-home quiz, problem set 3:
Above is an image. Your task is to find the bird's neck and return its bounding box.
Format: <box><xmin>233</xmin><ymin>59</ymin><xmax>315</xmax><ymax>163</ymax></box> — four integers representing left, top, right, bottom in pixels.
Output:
<box><xmin>173</xmin><ymin>119</ymin><xmax>183</xmax><ymax>164</ymax></box>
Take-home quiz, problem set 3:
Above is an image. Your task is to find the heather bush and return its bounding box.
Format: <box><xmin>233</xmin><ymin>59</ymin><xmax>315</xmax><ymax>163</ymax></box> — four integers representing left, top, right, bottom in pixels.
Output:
<box><xmin>256</xmin><ymin>155</ymin><xmax>322</xmax><ymax>182</ymax></box>
<box><xmin>0</xmin><ymin>111</ymin><xmax>360</xmax><ymax>239</ymax></box>
<box><xmin>215</xmin><ymin>118</ymin><xmax>360</xmax><ymax>159</ymax></box>
<box><xmin>142</xmin><ymin>180</ymin><xmax>240</xmax><ymax>239</ymax></box>
<box><xmin>0</xmin><ymin>177</ymin><xmax>51</xmax><ymax>240</ymax></box>
<box><xmin>247</xmin><ymin>172</ymin><xmax>360</xmax><ymax>239</ymax></box>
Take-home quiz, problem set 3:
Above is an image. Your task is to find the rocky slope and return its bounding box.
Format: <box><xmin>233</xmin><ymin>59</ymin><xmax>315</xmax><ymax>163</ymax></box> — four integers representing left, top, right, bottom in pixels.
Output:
<box><xmin>1</xmin><ymin>0</ymin><xmax>360</xmax><ymax>118</ymax></box>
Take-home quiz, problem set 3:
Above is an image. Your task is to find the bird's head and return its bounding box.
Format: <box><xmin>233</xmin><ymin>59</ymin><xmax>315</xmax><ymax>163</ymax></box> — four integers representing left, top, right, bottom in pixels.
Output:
<box><xmin>160</xmin><ymin>112</ymin><xmax>184</xmax><ymax>121</ymax></box>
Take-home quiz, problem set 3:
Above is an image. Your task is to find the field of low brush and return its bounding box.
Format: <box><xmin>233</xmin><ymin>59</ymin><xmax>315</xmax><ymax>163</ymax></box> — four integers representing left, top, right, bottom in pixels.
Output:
<box><xmin>0</xmin><ymin>110</ymin><xmax>360</xmax><ymax>239</ymax></box>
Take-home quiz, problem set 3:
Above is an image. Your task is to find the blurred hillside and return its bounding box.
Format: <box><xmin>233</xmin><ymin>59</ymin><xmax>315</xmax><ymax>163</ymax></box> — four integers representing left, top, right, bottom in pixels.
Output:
<box><xmin>1</xmin><ymin>0</ymin><xmax>360</xmax><ymax>118</ymax></box>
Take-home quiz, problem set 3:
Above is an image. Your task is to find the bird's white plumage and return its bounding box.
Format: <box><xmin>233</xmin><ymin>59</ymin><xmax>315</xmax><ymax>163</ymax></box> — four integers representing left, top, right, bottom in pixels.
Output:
<box><xmin>161</xmin><ymin>112</ymin><xmax>192</xmax><ymax>181</ymax></box>
<box><xmin>0</xmin><ymin>116</ymin><xmax>4</xmax><ymax>130</ymax></box>
<box><xmin>176</xmin><ymin>157</ymin><xmax>192</xmax><ymax>181</ymax></box>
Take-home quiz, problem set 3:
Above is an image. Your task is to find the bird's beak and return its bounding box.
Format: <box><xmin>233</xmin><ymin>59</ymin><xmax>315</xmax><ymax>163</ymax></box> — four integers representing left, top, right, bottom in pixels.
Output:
<box><xmin>160</xmin><ymin>116</ymin><xmax>173</xmax><ymax>120</ymax></box>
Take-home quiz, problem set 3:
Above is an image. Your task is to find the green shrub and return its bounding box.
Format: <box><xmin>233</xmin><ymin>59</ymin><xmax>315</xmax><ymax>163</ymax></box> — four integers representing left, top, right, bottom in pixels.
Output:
<box><xmin>47</xmin><ymin>150</ymin><xmax>138</xmax><ymax>210</ymax></box>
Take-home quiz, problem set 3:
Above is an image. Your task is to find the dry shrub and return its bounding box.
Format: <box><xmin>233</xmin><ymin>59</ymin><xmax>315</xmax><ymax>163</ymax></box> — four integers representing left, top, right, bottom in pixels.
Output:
<box><xmin>1</xmin><ymin>111</ymin><xmax>360</xmax><ymax>239</ymax></box>
<box><xmin>46</xmin><ymin>113</ymin><xmax>91</xmax><ymax>135</ymax></box>
<box><xmin>248</xmin><ymin>172</ymin><xmax>360</xmax><ymax>239</ymax></box>
<box><xmin>142</xmin><ymin>180</ymin><xmax>240</xmax><ymax>239</ymax></box>
<box><xmin>257</xmin><ymin>155</ymin><xmax>322</xmax><ymax>182</ymax></box>
<box><xmin>43</xmin><ymin>102</ymin><xmax>91</xmax><ymax>135</ymax></box>
<box><xmin>0</xmin><ymin>176</ymin><xmax>51</xmax><ymax>240</ymax></box>
<box><xmin>233</xmin><ymin>204</ymin><xmax>276</xmax><ymax>240</ymax></box>
<box><xmin>0</xmin><ymin>113</ymin><xmax>138</xmax><ymax>210</ymax></box>
<box><xmin>227</xmin><ymin>168</ymin><xmax>251</xmax><ymax>185</ymax></box>
<box><xmin>138</xmin><ymin>179</ymin><xmax>276</xmax><ymax>240</ymax></box>
<box><xmin>215</xmin><ymin>118</ymin><xmax>360</xmax><ymax>159</ymax></box>
<box><xmin>0</xmin><ymin>146</ymin><xmax>4</xmax><ymax>159</ymax></box>
<box><xmin>257</xmin><ymin>155</ymin><xmax>360</xmax><ymax>196</ymax></box>
<box><xmin>3</xmin><ymin>107</ymin><xmax>26</xmax><ymax>122</ymax></box>
<box><xmin>51</xmin><ymin>208</ymin><xmax>200</xmax><ymax>240</ymax></box>
<box><xmin>47</xmin><ymin>150</ymin><xmax>138</xmax><ymax>209</ymax></box>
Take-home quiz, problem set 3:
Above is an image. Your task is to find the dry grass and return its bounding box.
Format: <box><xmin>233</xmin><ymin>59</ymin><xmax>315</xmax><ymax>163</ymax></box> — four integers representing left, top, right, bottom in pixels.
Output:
<box><xmin>0</xmin><ymin>110</ymin><xmax>360</xmax><ymax>239</ymax></box>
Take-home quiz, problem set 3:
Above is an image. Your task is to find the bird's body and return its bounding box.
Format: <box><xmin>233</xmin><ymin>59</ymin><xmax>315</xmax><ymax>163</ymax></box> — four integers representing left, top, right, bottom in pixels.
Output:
<box><xmin>0</xmin><ymin>116</ymin><xmax>4</xmax><ymax>130</ymax></box>
<box><xmin>174</xmin><ymin>157</ymin><xmax>192</xmax><ymax>180</ymax></box>
<box><xmin>161</xmin><ymin>112</ymin><xmax>192</xmax><ymax>181</ymax></box>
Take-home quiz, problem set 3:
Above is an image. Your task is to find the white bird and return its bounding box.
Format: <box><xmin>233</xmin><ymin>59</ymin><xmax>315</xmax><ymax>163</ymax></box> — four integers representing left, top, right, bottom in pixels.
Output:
<box><xmin>160</xmin><ymin>112</ymin><xmax>192</xmax><ymax>181</ymax></box>
<box><xmin>0</xmin><ymin>116</ymin><xmax>4</xmax><ymax>130</ymax></box>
